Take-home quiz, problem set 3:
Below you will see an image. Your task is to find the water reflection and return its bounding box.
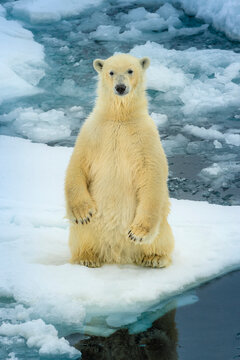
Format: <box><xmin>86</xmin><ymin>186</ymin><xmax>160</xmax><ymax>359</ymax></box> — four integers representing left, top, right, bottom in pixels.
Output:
<box><xmin>74</xmin><ymin>310</ymin><xmax>178</xmax><ymax>360</ymax></box>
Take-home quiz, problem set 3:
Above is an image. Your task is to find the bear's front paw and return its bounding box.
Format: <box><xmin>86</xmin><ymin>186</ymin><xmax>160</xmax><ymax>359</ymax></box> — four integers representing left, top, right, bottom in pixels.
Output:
<box><xmin>68</xmin><ymin>198</ymin><xmax>97</xmax><ymax>225</ymax></box>
<box><xmin>128</xmin><ymin>221</ymin><xmax>155</xmax><ymax>244</ymax></box>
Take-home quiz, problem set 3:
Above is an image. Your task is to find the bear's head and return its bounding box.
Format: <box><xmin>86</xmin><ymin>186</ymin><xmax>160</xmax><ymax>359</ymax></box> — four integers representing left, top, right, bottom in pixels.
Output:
<box><xmin>93</xmin><ymin>54</ymin><xmax>150</xmax><ymax>98</ymax></box>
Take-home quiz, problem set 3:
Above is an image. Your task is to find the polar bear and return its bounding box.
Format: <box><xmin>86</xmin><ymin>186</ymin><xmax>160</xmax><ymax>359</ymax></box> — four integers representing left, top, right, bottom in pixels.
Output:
<box><xmin>65</xmin><ymin>53</ymin><xmax>174</xmax><ymax>268</ymax></box>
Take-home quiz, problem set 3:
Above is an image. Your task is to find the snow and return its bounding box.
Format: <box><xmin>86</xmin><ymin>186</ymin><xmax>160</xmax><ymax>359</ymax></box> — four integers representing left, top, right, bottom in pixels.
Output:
<box><xmin>0</xmin><ymin>4</ymin><xmax>6</xmax><ymax>16</ymax></box>
<box><xmin>6</xmin><ymin>353</ymin><xmax>18</xmax><ymax>360</ymax></box>
<box><xmin>157</xmin><ymin>3</ymin><xmax>182</xmax><ymax>20</ymax></box>
<box><xmin>213</xmin><ymin>140</ymin><xmax>223</xmax><ymax>149</ymax></box>
<box><xmin>199</xmin><ymin>162</ymin><xmax>240</xmax><ymax>189</ymax></box>
<box><xmin>184</xmin><ymin>125</ymin><xmax>240</xmax><ymax>147</ymax></box>
<box><xmin>162</xmin><ymin>134</ymin><xmax>188</xmax><ymax>156</ymax></box>
<box><xmin>119</xmin><ymin>4</ymin><xmax>183</xmax><ymax>33</ymax></box>
<box><xmin>169</xmin><ymin>0</ymin><xmax>240</xmax><ymax>41</ymax></box>
<box><xmin>184</xmin><ymin>125</ymin><xmax>223</xmax><ymax>141</ymax></box>
<box><xmin>87</xmin><ymin>3</ymin><xmax>209</xmax><ymax>43</ymax></box>
<box><xmin>0</xmin><ymin>320</ymin><xmax>80</xmax><ymax>357</ymax></box>
<box><xmin>0</xmin><ymin>9</ymin><xmax>45</xmax><ymax>104</ymax></box>
<box><xmin>151</xmin><ymin>112</ymin><xmax>168</xmax><ymax>127</ymax></box>
<box><xmin>0</xmin><ymin>135</ymin><xmax>239</xmax><ymax>353</ymax></box>
<box><xmin>225</xmin><ymin>133</ymin><xmax>240</xmax><ymax>147</ymax></box>
<box><xmin>10</xmin><ymin>0</ymin><xmax>103</xmax><ymax>24</ymax></box>
<box><xmin>130</xmin><ymin>41</ymin><xmax>240</xmax><ymax>116</ymax></box>
<box><xmin>89</xmin><ymin>25</ymin><xmax>142</xmax><ymax>42</ymax></box>
<box><xmin>168</xmin><ymin>23</ymin><xmax>208</xmax><ymax>37</ymax></box>
<box><xmin>0</xmin><ymin>106</ymin><xmax>84</xmax><ymax>143</ymax></box>
<box><xmin>0</xmin><ymin>107</ymin><xmax>71</xmax><ymax>143</ymax></box>
<box><xmin>202</xmin><ymin>163</ymin><xmax>222</xmax><ymax>177</ymax></box>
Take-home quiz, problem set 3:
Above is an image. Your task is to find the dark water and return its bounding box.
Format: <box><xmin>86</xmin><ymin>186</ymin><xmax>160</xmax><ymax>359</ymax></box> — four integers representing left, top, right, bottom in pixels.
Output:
<box><xmin>68</xmin><ymin>270</ymin><xmax>240</xmax><ymax>360</ymax></box>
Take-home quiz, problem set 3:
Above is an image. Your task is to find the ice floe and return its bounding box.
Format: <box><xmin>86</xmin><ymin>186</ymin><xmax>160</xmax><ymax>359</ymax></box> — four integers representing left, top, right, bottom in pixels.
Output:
<box><xmin>169</xmin><ymin>0</ymin><xmax>240</xmax><ymax>41</ymax></box>
<box><xmin>0</xmin><ymin>135</ymin><xmax>239</xmax><ymax>355</ymax></box>
<box><xmin>199</xmin><ymin>162</ymin><xmax>240</xmax><ymax>189</ymax></box>
<box><xmin>0</xmin><ymin>106</ymin><xmax>84</xmax><ymax>143</ymax></box>
<box><xmin>10</xmin><ymin>0</ymin><xmax>103</xmax><ymax>24</ymax></box>
<box><xmin>184</xmin><ymin>125</ymin><xmax>240</xmax><ymax>147</ymax></box>
<box><xmin>0</xmin><ymin>320</ymin><xmax>80</xmax><ymax>357</ymax></box>
<box><xmin>130</xmin><ymin>41</ymin><xmax>240</xmax><ymax>116</ymax></box>
<box><xmin>0</xmin><ymin>6</ymin><xmax>45</xmax><ymax>104</ymax></box>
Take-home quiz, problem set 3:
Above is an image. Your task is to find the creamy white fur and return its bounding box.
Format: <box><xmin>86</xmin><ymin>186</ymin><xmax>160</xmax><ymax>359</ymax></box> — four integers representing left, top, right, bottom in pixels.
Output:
<box><xmin>65</xmin><ymin>54</ymin><xmax>174</xmax><ymax>267</ymax></box>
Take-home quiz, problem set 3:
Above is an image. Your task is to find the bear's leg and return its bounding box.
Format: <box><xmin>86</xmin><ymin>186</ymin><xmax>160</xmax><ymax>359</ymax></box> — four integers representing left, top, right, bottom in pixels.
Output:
<box><xmin>136</xmin><ymin>217</ymin><xmax>174</xmax><ymax>268</ymax></box>
<box><xmin>69</xmin><ymin>223</ymin><xmax>103</xmax><ymax>268</ymax></box>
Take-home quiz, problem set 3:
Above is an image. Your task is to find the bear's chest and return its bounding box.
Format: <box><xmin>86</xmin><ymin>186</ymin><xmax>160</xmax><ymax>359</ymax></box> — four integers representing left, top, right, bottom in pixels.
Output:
<box><xmin>88</xmin><ymin>123</ymin><xmax>138</xmax><ymax>204</ymax></box>
<box><xmin>90</xmin><ymin>124</ymin><xmax>133</xmax><ymax>182</ymax></box>
<box><xmin>89</xmin><ymin>132</ymin><xmax>137</xmax><ymax>226</ymax></box>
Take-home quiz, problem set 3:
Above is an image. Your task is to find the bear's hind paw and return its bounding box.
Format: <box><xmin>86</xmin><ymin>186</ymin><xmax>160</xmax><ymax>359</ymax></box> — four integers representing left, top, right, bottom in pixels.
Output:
<box><xmin>71</xmin><ymin>258</ymin><xmax>102</xmax><ymax>268</ymax></box>
<box><xmin>141</xmin><ymin>255</ymin><xmax>171</xmax><ymax>268</ymax></box>
<box><xmin>79</xmin><ymin>259</ymin><xmax>101</xmax><ymax>268</ymax></box>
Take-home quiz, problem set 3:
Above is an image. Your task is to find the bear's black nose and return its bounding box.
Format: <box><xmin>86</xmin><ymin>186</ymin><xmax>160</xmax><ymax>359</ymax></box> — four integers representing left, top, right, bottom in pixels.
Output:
<box><xmin>115</xmin><ymin>84</ymin><xmax>126</xmax><ymax>95</ymax></box>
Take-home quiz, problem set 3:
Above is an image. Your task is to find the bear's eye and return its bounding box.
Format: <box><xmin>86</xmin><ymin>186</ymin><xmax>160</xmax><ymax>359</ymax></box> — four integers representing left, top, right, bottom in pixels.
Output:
<box><xmin>128</xmin><ymin>69</ymin><xmax>133</xmax><ymax>74</ymax></box>
<box><xmin>109</xmin><ymin>71</ymin><xmax>114</xmax><ymax>76</ymax></box>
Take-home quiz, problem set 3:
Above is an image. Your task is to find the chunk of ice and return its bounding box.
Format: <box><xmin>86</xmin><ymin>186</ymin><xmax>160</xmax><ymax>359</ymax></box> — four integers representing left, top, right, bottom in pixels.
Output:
<box><xmin>0</xmin><ymin>107</ymin><xmax>72</xmax><ymax>143</ymax></box>
<box><xmin>0</xmin><ymin>136</ymin><xmax>239</xmax><ymax>344</ymax></box>
<box><xmin>184</xmin><ymin>124</ymin><xmax>240</xmax><ymax>147</ymax></box>
<box><xmin>157</xmin><ymin>3</ymin><xmax>183</xmax><ymax>20</ymax></box>
<box><xmin>6</xmin><ymin>353</ymin><xmax>18</xmax><ymax>360</ymax></box>
<box><xmin>169</xmin><ymin>0</ymin><xmax>240</xmax><ymax>41</ymax></box>
<box><xmin>151</xmin><ymin>112</ymin><xmax>168</xmax><ymax>127</ymax></box>
<box><xmin>213</xmin><ymin>140</ymin><xmax>223</xmax><ymax>149</ymax></box>
<box><xmin>0</xmin><ymin>12</ymin><xmax>45</xmax><ymax>104</ymax></box>
<box><xmin>10</xmin><ymin>0</ymin><xmax>103</xmax><ymax>24</ymax></box>
<box><xmin>0</xmin><ymin>320</ymin><xmax>80</xmax><ymax>357</ymax></box>
<box><xmin>130</xmin><ymin>42</ymin><xmax>240</xmax><ymax>116</ymax></box>
<box><xmin>199</xmin><ymin>161</ymin><xmax>240</xmax><ymax>189</ymax></box>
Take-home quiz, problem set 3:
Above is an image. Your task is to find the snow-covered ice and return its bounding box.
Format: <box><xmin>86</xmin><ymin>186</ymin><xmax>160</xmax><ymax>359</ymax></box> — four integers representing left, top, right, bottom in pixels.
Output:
<box><xmin>0</xmin><ymin>106</ymin><xmax>84</xmax><ymax>143</ymax></box>
<box><xmin>199</xmin><ymin>162</ymin><xmax>240</xmax><ymax>190</ymax></box>
<box><xmin>184</xmin><ymin>125</ymin><xmax>240</xmax><ymax>147</ymax></box>
<box><xmin>10</xmin><ymin>0</ymin><xmax>103</xmax><ymax>24</ymax></box>
<box><xmin>151</xmin><ymin>112</ymin><xmax>168</xmax><ymax>127</ymax></box>
<box><xmin>0</xmin><ymin>135</ymin><xmax>239</xmax><ymax>355</ymax></box>
<box><xmin>130</xmin><ymin>41</ymin><xmax>240</xmax><ymax>116</ymax></box>
<box><xmin>169</xmin><ymin>0</ymin><xmax>240</xmax><ymax>41</ymax></box>
<box><xmin>89</xmin><ymin>25</ymin><xmax>142</xmax><ymax>42</ymax></box>
<box><xmin>0</xmin><ymin>6</ymin><xmax>45</xmax><ymax>104</ymax></box>
<box><xmin>6</xmin><ymin>353</ymin><xmax>19</xmax><ymax>360</ymax></box>
<box><xmin>0</xmin><ymin>320</ymin><xmax>80</xmax><ymax>357</ymax></box>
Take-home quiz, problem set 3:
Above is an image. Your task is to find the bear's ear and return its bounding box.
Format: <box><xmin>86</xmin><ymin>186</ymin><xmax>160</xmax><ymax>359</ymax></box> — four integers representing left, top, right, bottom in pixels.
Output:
<box><xmin>93</xmin><ymin>59</ymin><xmax>105</xmax><ymax>73</ymax></box>
<box><xmin>139</xmin><ymin>57</ymin><xmax>150</xmax><ymax>70</ymax></box>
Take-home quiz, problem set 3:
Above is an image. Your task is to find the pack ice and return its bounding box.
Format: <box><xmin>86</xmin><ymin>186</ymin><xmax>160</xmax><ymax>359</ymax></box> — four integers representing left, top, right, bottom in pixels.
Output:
<box><xmin>0</xmin><ymin>5</ymin><xmax>45</xmax><ymax>105</ymax></box>
<box><xmin>169</xmin><ymin>0</ymin><xmax>240</xmax><ymax>41</ymax></box>
<box><xmin>0</xmin><ymin>135</ymin><xmax>239</xmax><ymax>356</ymax></box>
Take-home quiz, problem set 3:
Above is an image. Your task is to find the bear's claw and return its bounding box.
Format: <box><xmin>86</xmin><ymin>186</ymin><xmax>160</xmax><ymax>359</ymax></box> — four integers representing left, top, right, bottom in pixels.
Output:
<box><xmin>67</xmin><ymin>197</ymin><xmax>97</xmax><ymax>226</ymax></box>
<box><xmin>76</xmin><ymin>259</ymin><xmax>102</xmax><ymax>268</ymax></box>
<box><xmin>128</xmin><ymin>230</ymin><xmax>143</xmax><ymax>244</ymax></box>
<box><xmin>128</xmin><ymin>220</ymin><xmax>156</xmax><ymax>244</ymax></box>
<box><xmin>75</xmin><ymin>212</ymin><xmax>93</xmax><ymax>225</ymax></box>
